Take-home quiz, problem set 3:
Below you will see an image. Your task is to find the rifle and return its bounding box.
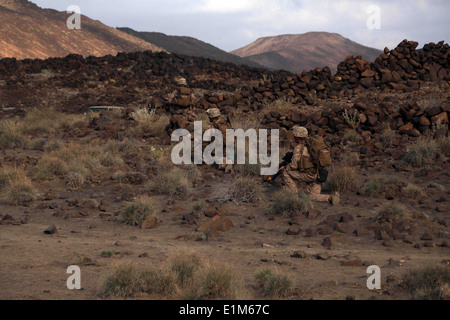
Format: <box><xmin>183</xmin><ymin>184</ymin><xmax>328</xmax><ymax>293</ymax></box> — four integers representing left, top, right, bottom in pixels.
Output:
<box><xmin>268</xmin><ymin>151</ymin><xmax>294</xmax><ymax>183</ymax></box>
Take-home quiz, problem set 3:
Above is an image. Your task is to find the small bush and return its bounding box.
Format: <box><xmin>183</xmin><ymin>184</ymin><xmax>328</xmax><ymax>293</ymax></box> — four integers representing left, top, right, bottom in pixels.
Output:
<box><xmin>218</xmin><ymin>176</ymin><xmax>262</xmax><ymax>204</ymax></box>
<box><xmin>340</xmin><ymin>152</ymin><xmax>360</xmax><ymax>166</ymax></box>
<box><xmin>255</xmin><ymin>269</ymin><xmax>293</xmax><ymax>298</ymax></box>
<box><xmin>403</xmin><ymin>265</ymin><xmax>450</xmax><ymax>300</ymax></box>
<box><xmin>380</xmin><ymin>127</ymin><xmax>395</xmax><ymax>148</ymax></box>
<box><xmin>437</xmin><ymin>136</ymin><xmax>450</xmax><ymax>157</ymax></box>
<box><xmin>325</xmin><ymin>166</ymin><xmax>359</xmax><ymax>193</ymax></box>
<box><xmin>263</xmin><ymin>97</ymin><xmax>296</xmax><ymax>115</ymax></box>
<box><xmin>121</xmin><ymin>196</ymin><xmax>155</xmax><ymax>226</ymax></box>
<box><xmin>0</xmin><ymin>166</ymin><xmax>27</xmax><ymax>190</ymax></box>
<box><xmin>21</xmin><ymin>107</ymin><xmax>66</xmax><ymax>135</ymax></box>
<box><xmin>98</xmin><ymin>263</ymin><xmax>150</xmax><ymax>298</ymax></box>
<box><xmin>199</xmin><ymin>264</ymin><xmax>244</xmax><ymax>300</ymax></box>
<box><xmin>170</xmin><ymin>253</ymin><xmax>203</xmax><ymax>288</ymax></box>
<box><xmin>5</xmin><ymin>181</ymin><xmax>36</xmax><ymax>206</ymax></box>
<box><xmin>402</xmin><ymin>184</ymin><xmax>425</xmax><ymax>199</ymax></box>
<box><xmin>35</xmin><ymin>155</ymin><xmax>69</xmax><ymax>180</ymax></box>
<box><xmin>343</xmin><ymin>129</ymin><xmax>362</xmax><ymax>142</ymax></box>
<box><xmin>376</xmin><ymin>202</ymin><xmax>408</xmax><ymax>223</ymax></box>
<box><xmin>99</xmin><ymin>152</ymin><xmax>124</xmax><ymax>167</ymax></box>
<box><xmin>342</xmin><ymin>109</ymin><xmax>360</xmax><ymax>129</ymax></box>
<box><xmin>0</xmin><ymin>120</ymin><xmax>24</xmax><ymax>149</ymax></box>
<box><xmin>364</xmin><ymin>175</ymin><xmax>405</xmax><ymax>197</ymax></box>
<box><xmin>270</xmin><ymin>191</ymin><xmax>311</xmax><ymax>217</ymax></box>
<box><xmin>149</xmin><ymin>168</ymin><xmax>190</xmax><ymax>199</ymax></box>
<box><xmin>403</xmin><ymin>138</ymin><xmax>439</xmax><ymax>167</ymax></box>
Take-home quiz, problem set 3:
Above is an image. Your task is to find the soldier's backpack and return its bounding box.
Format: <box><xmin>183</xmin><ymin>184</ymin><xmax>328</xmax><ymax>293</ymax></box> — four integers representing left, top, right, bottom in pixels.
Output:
<box><xmin>306</xmin><ymin>136</ymin><xmax>332</xmax><ymax>182</ymax></box>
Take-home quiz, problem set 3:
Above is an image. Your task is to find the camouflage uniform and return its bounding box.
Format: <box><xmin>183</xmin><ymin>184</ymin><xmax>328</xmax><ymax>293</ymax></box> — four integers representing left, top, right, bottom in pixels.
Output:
<box><xmin>281</xmin><ymin>142</ymin><xmax>331</xmax><ymax>202</ymax></box>
<box><xmin>281</xmin><ymin>126</ymin><xmax>334</xmax><ymax>203</ymax></box>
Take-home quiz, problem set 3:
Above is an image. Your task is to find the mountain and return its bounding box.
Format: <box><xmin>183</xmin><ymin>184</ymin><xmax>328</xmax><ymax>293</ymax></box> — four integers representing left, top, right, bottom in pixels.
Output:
<box><xmin>231</xmin><ymin>32</ymin><xmax>382</xmax><ymax>73</ymax></box>
<box><xmin>118</xmin><ymin>27</ymin><xmax>265</xmax><ymax>69</ymax></box>
<box><xmin>0</xmin><ymin>0</ymin><xmax>163</xmax><ymax>59</ymax></box>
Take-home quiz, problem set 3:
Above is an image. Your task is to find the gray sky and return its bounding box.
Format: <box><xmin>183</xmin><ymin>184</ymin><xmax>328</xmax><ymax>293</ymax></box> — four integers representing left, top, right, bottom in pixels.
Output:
<box><xmin>30</xmin><ymin>0</ymin><xmax>449</xmax><ymax>51</ymax></box>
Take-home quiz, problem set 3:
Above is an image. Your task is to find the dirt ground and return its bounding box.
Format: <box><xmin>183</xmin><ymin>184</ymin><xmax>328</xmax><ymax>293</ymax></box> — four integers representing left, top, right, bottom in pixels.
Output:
<box><xmin>1</xmin><ymin>160</ymin><xmax>448</xmax><ymax>300</ymax></box>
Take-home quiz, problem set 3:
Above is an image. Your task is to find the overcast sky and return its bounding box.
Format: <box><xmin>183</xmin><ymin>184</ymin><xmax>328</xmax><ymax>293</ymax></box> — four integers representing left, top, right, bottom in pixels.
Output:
<box><xmin>30</xmin><ymin>0</ymin><xmax>449</xmax><ymax>52</ymax></box>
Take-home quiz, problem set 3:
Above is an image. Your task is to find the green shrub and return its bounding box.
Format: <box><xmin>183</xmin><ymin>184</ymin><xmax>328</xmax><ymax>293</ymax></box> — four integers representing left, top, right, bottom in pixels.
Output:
<box><xmin>255</xmin><ymin>269</ymin><xmax>293</xmax><ymax>298</ymax></box>
<box><xmin>325</xmin><ymin>166</ymin><xmax>359</xmax><ymax>193</ymax></box>
<box><xmin>121</xmin><ymin>196</ymin><xmax>155</xmax><ymax>226</ymax></box>
<box><xmin>270</xmin><ymin>191</ymin><xmax>311</xmax><ymax>217</ymax></box>
<box><xmin>364</xmin><ymin>175</ymin><xmax>405</xmax><ymax>197</ymax></box>
<box><xmin>376</xmin><ymin>202</ymin><xmax>408</xmax><ymax>223</ymax></box>
<box><xmin>403</xmin><ymin>138</ymin><xmax>439</xmax><ymax>167</ymax></box>
<box><xmin>403</xmin><ymin>265</ymin><xmax>450</xmax><ymax>300</ymax></box>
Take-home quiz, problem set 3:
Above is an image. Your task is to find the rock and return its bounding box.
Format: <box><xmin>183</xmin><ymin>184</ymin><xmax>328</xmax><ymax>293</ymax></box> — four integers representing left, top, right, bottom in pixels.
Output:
<box><xmin>44</xmin><ymin>225</ymin><xmax>57</xmax><ymax>234</ymax></box>
<box><xmin>141</xmin><ymin>216</ymin><xmax>158</xmax><ymax>230</ymax></box>
<box><xmin>431</xmin><ymin>112</ymin><xmax>448</xmax><ymax>125</ymax></box>
<box><xmin>290</xmin><ymin>251</ymin><xmax>306</xmax><ymax>259</ymax></box>
<box><xmin>322</xmin><ymin>237</ymin><xmax>332</xmax><ymax>249</ymax></box>
<box><xmin>204</xmin><ymin>205</ymin><xmax>218</xmax><ymax>218</ymax></box>
<box><xmin>341</xmin><ymin>259</ymin><xmax>363</xmax><ymax>267</ymax></box>
<box><xmin>306</xmin><ymin>209</ymin><xmax>321</xmax><ymax>219</ymax></box>
<box><xmin>197</xmin><ymin>215</ymin><xmax>234</xmax><ymax>236</ymax></box>
<box><xmin>81</xmin><ymin>199</ymin><xmax>99</xmax><ymax>209</ymax></box>
<box><xmin>315</xmin><ymin>253</ymin><xmax>331</xmax><ymax>260</ymax></box>
<box><xmin>420</xmin><ymin>233</ymin><xmax>433</xmax><ymax>241</ymax></box>
<box><xmin>424</xmin><ymin>241</ymin><xmax>435</xmax><ymax>248</ymax></box>
<box><xmin>286</xmin><ymin>226</ymin><xmax>301</xmax><ymax>235</ymax></box>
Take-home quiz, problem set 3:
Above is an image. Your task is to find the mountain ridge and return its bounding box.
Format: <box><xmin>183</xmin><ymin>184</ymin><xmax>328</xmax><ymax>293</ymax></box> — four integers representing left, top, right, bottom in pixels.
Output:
<box><xmin>232</xmin><ymin>32</ymin><xmax>382</xmax><ymax>73</ymax></box>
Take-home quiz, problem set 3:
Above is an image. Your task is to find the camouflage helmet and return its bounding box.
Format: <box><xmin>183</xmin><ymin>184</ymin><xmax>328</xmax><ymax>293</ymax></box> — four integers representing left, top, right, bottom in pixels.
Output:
<box><xmin>293</xmin><ymin>126</ymin><xmax>308</xmax><ymax>138</ymax></box>
<box><xmin>206</xmin><ymin>108</ymin><xmax>221</xmax><ymax>118</ymax></box>
<box><xmin>175</xmin><ymin>77</ymin><xmax>188</xmax><ymax>86</ymax></box>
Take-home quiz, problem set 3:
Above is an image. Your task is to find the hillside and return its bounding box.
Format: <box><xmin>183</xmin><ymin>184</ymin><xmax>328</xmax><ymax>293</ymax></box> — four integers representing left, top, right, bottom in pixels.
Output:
<box><xmin>118</xmin><ymin>27</ymin><xmax>265</xmax><ymax>69</ymax></box>
<box><xmin>0</xmin><ymin>0</ymin><xmax>163</xmax><ymax>59</ymax></box>
<box><xmin>232</xmin><ymin>32</ymin><xmax>382</xmax><ymax>73</ymax></box>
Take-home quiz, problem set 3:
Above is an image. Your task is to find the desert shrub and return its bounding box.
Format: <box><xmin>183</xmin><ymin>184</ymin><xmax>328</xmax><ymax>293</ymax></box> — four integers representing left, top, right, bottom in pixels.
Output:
<box><xmin>170</xmin><ymin>252</ymin><xmax>203</xmax><ymax>288</ymax></box>
<box><xmin>325</xmin><ymin>166</ymin><xmax>359</xmax><ymax>193</ymax></box>
<box><xmin>20</xmin><ymin>107</ymin><xmax>66</xmax><ymax>135</ymax></box>
<box><xmin>198</xmin><ymin>264</ymin><xmax>244</xmax><ymax>300</ymax></box>
<box><xmin>35</xmin><ymin>155</ymin><xmax>69</xmax><ymax>180</ymax></box>
<box><xmin>342</xmin><ymin>109</ymin><xmax>360</xmax><ymax>129</ymax></box>
<box><xmin>149</xmin><ymin>168</ymin><xmax>190</xmax><ymax>198</ymax></box>
<box><xmin>437</xmin><ymin>136</ymin><xmax>450</xmax><ymax>157</ymax></box>
<box><xmin>4</xmin><ymin>180</ymin><xmax>36</xmax><ymax>206</ymax></box>
<box><xmin>380</xmin><ymin>127</ymin><xmax>396</xmax><ymax>148</ymax></box>
<box><xmin>270</xmin><ymin>191</ymin><xmax>311</xmax><ymax>217</ymax></box>
<box><xmin>99</xmin><ymin>152</ymin><xmax>124</xmax><ymax>167</ymax></box>
<box><xmin>376</xmin><ymin>202</ymin><xmax>408</xmax><ymax>223</ymax></box>
<box><xmin>218</xmin><ymin>176</ymin><xmax>262</xmax><ymax>204</ymax></box>
<box><xmin>343</xmin><ymin>129</ymin><xmax>362</xmax><ymax>142</ymax></box>
<box><xmin>255</xmin><ymin>269</ymin><xmax>293</xmax><ymax>298</ymax></box>
<box><xmin>402</xmin><ymin>184</ymin><xmax>425</xmax><ymax>199</ymax></box>
<box><xmin>340</xmin><ymin>152</ymin><xmax>360</xmax><ymax>166</ymax></box>
<box><xmin>98</xmin><ymin>263</ymin><xmax>150</xmax><ymax>298</ymax></box>
<box><xmin>0</xmin><ymin>120</ymin><xmax>24</xmax><ymax>149</ymax></box>
<box><xmin>0</xmin><ymin>166</ymin><xmax>36</xmax><ymax>206</ymax></box>
<box><xmin>263</xmin><ymin>97</ymin><xmax>296</xmax><ymax>115</ymax></box>
<box><xmin>129</xmin><ymin>108</ymin><xmax>170</xmax><ymax>137</ymax></box>
<box><xmin>403</xmin><ymin>138</ymin><xmax>439</xmax><ymax>167</ymax></box>
<box><xmin>0</xmin><ymin>166</ymin><xmax>27</xmax><ymax>190</ymax></box>
<box><xmin>65</xmin><ymin>168</ymin><xmax>87</xmax><ymax>189</ymax></box>
<box><xmin>403</xmin><ymin>265</ymin><xmax>450</xmax><ymax>300</ymax></box>
<box><xmin>121</xmin><ymin>196</ymin><xmax>156</xmax><ymax>226</ymax></box>
<box><xmin>364</xmin><ymin>175</ymin><xmax>405</xmax><ymax>197</ymax></box>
